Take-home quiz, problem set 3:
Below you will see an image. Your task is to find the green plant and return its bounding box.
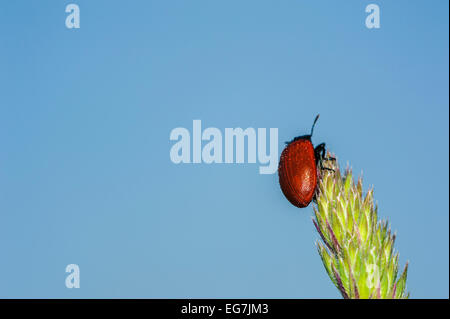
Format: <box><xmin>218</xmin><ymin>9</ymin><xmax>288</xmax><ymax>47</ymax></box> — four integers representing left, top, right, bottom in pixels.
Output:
<box><xmin>313</xmin><ymin>155</ymin><xmax>409</xmax><ymax>299</ymax></box>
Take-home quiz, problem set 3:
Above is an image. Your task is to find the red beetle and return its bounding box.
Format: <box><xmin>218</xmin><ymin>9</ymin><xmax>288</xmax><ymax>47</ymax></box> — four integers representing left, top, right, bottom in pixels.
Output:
<box><xmin>278</xmin><ymin>115</ymin><xmax>333</xmax><ymax>208</ymax></box>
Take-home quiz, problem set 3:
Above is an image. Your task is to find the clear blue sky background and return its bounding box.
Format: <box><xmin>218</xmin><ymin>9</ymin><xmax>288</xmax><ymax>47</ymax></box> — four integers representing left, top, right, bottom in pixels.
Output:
<box><xmin>0</xmin><ymin>1</ymin><xmax>448</xmax><ymax>298</ymax></box>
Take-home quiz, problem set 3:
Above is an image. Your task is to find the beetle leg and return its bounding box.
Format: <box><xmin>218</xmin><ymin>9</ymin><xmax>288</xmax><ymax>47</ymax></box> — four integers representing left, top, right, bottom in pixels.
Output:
<box><xmin>314</xmin><ymin>143</ymin><xmax>326</xmax><ymax>163</ymax></box>
<box><xmin>314</xmin><ymin>143</ymin><xmax>336</xmax><ymax>161</ymax></box>
<box><xmin>314</xmin><ymin>143</ymin><xmax>336</xmax><ymax>172</ymax></box>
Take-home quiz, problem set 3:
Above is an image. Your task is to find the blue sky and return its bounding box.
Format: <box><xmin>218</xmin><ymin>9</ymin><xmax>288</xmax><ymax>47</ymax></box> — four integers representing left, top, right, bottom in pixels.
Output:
<box><xmin>0</xmin><ymin>1</ymin><xmax>448</xmax><ymax>298</ymax></box>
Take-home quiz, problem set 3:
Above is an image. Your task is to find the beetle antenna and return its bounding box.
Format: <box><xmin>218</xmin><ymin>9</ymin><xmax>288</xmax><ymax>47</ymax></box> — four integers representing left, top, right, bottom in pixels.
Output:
<box><xmin>310</xmin><ymin>114</ymin><xmax>320</xmax><ymax>137</ymax></box>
